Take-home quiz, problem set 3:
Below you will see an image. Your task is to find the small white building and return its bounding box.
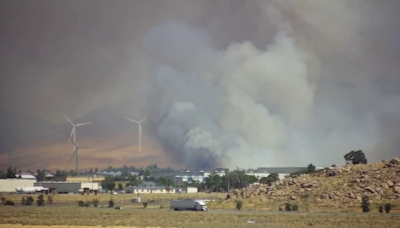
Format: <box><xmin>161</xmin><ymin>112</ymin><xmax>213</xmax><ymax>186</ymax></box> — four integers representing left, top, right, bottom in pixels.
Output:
<box><xmin>124</xmin><ymin>186</ymin><xmax>198</xmax><ymax>194</ymax></box>
<box><xmin>35</xmin><ymin>181</ymin><xmax>99</xmax><ymax>193</ymax></box>
<box><xmin>124</xmin><ymin>186</ymin><xmax>176</xmax><ymax>194</ymax></box>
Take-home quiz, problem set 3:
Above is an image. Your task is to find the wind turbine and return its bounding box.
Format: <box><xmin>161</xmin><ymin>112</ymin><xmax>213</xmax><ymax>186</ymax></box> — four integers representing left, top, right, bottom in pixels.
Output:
<box><xmin>64</xmin><ymin>114</ymin><xmax>91</xmax><ymax>145</ymax></box>
<box><xmin>124</xmin><ymin>116</ymin><xmax>147</xmax><ymax>153</ymax></box>
<box><xmin>68</xmin><ymin>140</ymin><xmax>93</xmax><ymax>174</ymax></box>
<box><xmin>64</xmin><ymin>114</ymin><xmax>91</xmax><ymax>174</ymax></box>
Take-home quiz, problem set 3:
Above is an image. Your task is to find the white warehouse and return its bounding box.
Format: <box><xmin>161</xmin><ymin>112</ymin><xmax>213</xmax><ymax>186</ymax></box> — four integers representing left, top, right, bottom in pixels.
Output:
<box><xmin>0</xmin><ymin>179</ymin><xmax>36</xmax><ymax>192</ymax></box>
<box><xmin>35</xmin><ymin>182</ymin><xmax>99</xmax><ymax>193</ymax></box>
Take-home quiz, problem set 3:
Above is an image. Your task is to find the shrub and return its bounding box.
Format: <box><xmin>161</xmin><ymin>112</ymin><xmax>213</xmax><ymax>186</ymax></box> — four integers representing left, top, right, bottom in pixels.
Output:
<box><xmin>143</xmin><ymin>202</ymin><xmax>148</xmax><ymax>208</ymax></box>
<box><xmin>285</xmin><ymin>203</ymin><xmax>292</xmax><ymax>212</ymax></box>
<box><xmin>92</xmin><ymin>199</ymin><xmax>99</xmax><ymax>207</ymax></box>
<box><xmin>47</xmin><ymin>195</ymin><xmax>53</xmax><ymax>205</ymax></box>
<box><xmin>5</xmin><ymin>200</ymin><xmax>15</xmax><ymax>206</ymax></box>
<box><xmin>37</xmin><ymin>195</ymin><xmax>45</xmax><ymax>206</ymax></box>
<box><xmin>21</xmin><ymin>197</ymin><xmax>26</xmax><ymax>205</ymax></box>
<box><xmin>292</xmin><ymin>204</ymin><xmax>299</xmax><ymax>211</ymax></box>
<box><xmin>384</xmin><ymin>203</ymin><xmax>392</xmax><ymax>213</ymax></box>
<box><xmin>379</xmin><ymin>206</ymin><xmax>383</xmax><ymax>213</ymax></box>
<box><xmin>108</xmin><ymin>198</ymin><xmax>114</xmax><ymax>208</ymax></box>
<box><xmin>26</xmin><ymin>196</ymin><xmax>34</xmax><ymax>206</ymax></box>
<box><xmin>235</xmin><ymin>200</ymin><xmax>243</xmax><ymax>211</ymax></box>
<box><xmin>78</xmin><ymin>200</ymin><xmax>85</xmax><ymax>207</ymax></box>
<box><xmin>1</xmin><ymin>197</ymin><xmax>6</xmax><ymax>205</ymax></box>
<box><xmin>361</xmin><ymin>196</ymin><xmax>370</xmax><ymax>213</ymax></box>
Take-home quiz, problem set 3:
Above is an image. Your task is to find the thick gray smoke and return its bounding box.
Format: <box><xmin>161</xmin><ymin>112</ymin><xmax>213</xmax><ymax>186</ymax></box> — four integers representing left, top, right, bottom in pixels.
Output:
<box><xmin>1</xmin><ymin>0</ymin><xmax>400</xmax><ymax>170</ymax></box>
<box><xmin>143</xmin><ymin>22</ymin><xmax>314</xmax><ymax>169</ymax></box>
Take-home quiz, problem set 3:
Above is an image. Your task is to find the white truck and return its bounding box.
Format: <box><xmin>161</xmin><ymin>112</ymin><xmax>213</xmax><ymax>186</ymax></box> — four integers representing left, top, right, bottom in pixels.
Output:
<box><xmin>170</xmin><ymin>199</ymin><xmax>208</xmax><ymax>211</ymax></box>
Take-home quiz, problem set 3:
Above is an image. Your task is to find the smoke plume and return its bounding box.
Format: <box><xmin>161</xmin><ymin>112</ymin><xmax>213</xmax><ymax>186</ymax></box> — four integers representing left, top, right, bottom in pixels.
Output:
<box><xmin>143</xmin><ymin>22</ymin><xmax>314</xmax><ymax>169</ymax></box>
<box><xmin>1</xmin><ymin>0</ymin><xmax>400</xmax><ymax>170</ymax></box>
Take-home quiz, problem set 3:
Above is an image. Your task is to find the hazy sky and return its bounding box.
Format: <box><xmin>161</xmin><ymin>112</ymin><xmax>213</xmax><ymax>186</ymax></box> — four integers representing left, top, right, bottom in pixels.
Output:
<box><xmin>1</xmin><ymin>0</ymin><xmax>400</xmax><ymax>168</ymax></box>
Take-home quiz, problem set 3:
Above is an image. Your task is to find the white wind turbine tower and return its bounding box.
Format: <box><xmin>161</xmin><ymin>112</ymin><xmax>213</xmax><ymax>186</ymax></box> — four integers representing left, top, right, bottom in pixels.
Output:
<box><xmin>124</xmin><ymin>116</ymin><xmax>147</xmax><ymax>153</ymax></box>
<box><xmin>68</xmin><ymin>140</ymin><xmax>93</xmax><ymax>174</ymax></box>
<box><xmin>64</xmin><ymin>114</ymin><xmax>91</xmax><ymax>173</ymax></box>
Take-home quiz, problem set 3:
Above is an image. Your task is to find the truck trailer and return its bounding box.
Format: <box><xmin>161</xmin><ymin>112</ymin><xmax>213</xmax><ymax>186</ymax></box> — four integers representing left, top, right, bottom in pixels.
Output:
<box><xmin>170</xmin><ymin>199</ymin><xmax>208</xmax><ymax>211</ymax></box>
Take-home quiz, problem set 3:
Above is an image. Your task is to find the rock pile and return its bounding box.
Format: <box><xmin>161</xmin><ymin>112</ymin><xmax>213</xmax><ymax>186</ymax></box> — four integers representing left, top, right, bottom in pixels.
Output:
<box><xmin>227</xmin><ymin>158</ymin><xmax>400</xmax><ymax>205</ymax></box>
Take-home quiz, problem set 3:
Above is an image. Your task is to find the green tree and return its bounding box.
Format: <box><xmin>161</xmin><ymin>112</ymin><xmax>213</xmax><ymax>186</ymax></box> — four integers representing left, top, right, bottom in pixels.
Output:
<box><xmin>94</xmin><ymin>167</ymin><xmax>98</xmax><ymax>173</ymax></box>
<box><xmin>36</xmin><ymin>169</ymin><xmax>45</xmax><ymax>181</ymax></box>
<box><xmin>307</xmin><ymin>164</ymin><xmax>316</xmax><ymax>173</ymax></box>
<box><xmin>103</xmin><ymin>176</ymin><xmax>115</xmax><ymax>191</ymax></box>
<box><xmin>248</xmin><ymin>175</ymin><xmax>259</xmax><ymax>184</ymax></box>
<box><xmin>6</xmin><ymin>167</ymin><xmax>17</xmax><ymax>178</ymax></box>
<box><xmin>89</xmin><ymin>168</ymin><xmax>93</xmax><ymax>174</ymax></box>
<box><xmin>128</xmin><ymin>175</ymin><xmax>141</xmax><ymax>186</ymax></box>
<box><xmin>344</xmin><ymin>150</ymin><xmax>368</xmax><ymax>165</ymax></box>
<box><xmin>0</xmin><ymin>170</ymin><xmax>6</xmax><ymax>179</ymax></box>
<box><xmin>268</xmin><ymin>173</ymin><xmax>279</xmax><ymax>182</ymax></box>
<box><xmin>379</xmin><ymin>206</ymin><xmax>383</xmax><ymax>213</ymax></box>
<box><xmin>118</xmin><ymin>183</ymin><xmax>123</xmax><ymax>191</ymax></box>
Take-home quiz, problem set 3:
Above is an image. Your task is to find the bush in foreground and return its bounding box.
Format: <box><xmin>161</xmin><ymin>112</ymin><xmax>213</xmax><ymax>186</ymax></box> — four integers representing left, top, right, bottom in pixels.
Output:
<box><xmin>292</xmin><ymin>204</ymin><xmax>299</xmax><ymax>211</ymax></box>
<box><xmin>92</xmin><ymin>199</ymin><xmax>99</xmax><ymax>207</ymax></box>
<box><xmin>361</xmin><ymin>196</ymin><xmax>370</xmax><ymax>213</ymax></box>
<box><xmin>235</xmin><ymin>200</ymin><xmax>243</xmax><ymax>211</ymax></box>
<box><xmin>285</xmin><ymin>203</ymin><xmax>292</xmax><ymax>212</ymax></box>
<box><xmin>143</xmin><ymin>202</ymin><xmax>148</xmax><ymax>208</ymax></box>
<box><xmin>5</xmin><ymin>200</ymin><xmax>15</xmax><ymax>206</ymax></box>
<box><xmin>37</xmin><ymin>195</ymin><xmax>45</xmax><ymax>206</ymax></box>
<box><xmin>78</xmin><ymin>201</ymin><xmax>85</xmax><ymax>207</ymax></box>
<box><xmin>108</xmin><ymin>198</ymin><xmax>114</xmax><ymax>208</ymax></box>
<box><xmin>385</xmin><ymin>203</ymin><xmax>392</xmax><ymax>214</ymax></box>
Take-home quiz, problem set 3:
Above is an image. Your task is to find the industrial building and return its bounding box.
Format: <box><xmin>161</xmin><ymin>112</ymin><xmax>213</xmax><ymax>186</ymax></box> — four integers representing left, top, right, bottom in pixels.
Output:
<box><xmin>0</xmin><ymin>179</ymin><xmax>36</xmax><ymax>192</ymax></box>
<box><xmin>35</xmin><ymin>181</ymin><xmax>99</xmax><ymax>193</ymax></box>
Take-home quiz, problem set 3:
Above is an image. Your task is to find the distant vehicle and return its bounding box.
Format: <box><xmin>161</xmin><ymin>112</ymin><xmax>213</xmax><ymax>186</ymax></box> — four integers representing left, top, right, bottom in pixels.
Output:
<box><xmin>170</xmin><ymin>199</ymin><xmax>208</xmax><ymax>211</ymax></box>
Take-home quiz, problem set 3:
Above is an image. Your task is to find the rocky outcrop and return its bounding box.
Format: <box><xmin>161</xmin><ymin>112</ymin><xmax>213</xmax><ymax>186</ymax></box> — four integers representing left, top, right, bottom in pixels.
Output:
<box><xmin>227</xmin><ymin>158</ymin><xmax>400</xmax><ymax>205</ymax></box>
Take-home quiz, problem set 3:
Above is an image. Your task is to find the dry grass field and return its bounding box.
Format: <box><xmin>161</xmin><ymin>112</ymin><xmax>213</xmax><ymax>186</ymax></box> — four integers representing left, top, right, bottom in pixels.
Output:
<box><xmin>1</xmin><ymin>205</ymin><xmax>399</xmax><ymax>228</ymax></box>
<box><xmin>3</xmin><ymin>192</ymin><xmax>399</xmax><ymax>214</ymax></box>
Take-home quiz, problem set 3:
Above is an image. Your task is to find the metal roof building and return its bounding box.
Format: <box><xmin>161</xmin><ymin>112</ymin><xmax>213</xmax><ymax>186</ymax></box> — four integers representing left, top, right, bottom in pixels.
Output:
<box><xmin>35</xmin><ymin>181</ymin><xmax>99</xmax><ymax>193</ymax></box>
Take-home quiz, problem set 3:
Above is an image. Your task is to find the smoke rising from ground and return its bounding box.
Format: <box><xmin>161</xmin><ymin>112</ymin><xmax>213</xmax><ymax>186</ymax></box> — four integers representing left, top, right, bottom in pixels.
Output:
<box><xmin>144</xmin><ymin>22</ymin><xmax>314</xmax><ymax>168</ymax></box>
<box><xmin>1</xmin><ymin>0</ymin><xmax>400</xmax><ymax>169</ymax></box>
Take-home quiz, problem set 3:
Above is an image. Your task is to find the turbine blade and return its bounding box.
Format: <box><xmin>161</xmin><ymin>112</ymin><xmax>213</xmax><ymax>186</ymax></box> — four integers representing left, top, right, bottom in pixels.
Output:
<box><xmin>75</xmin><ymin>122</ymin><xmax>91</xmax><ymax>127</ymax></box>
<box><xmin>69</xmin><ymin>128</ymin><xmax>75</xmax><ymax>143</ymax></box>
<box><xmin>140</xmin><ymin>116</ymin><xmax>147</xmax><ymax>123</ymax></box>
<box><xmin>64</xmin><ymin>114</ymin><xmax>74</xmax><ymax>125</ymax></box>
<box><xmin>124</xmin><ymin>117</ymin><xmax>139</xmax><ymax>124</ymax></box>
